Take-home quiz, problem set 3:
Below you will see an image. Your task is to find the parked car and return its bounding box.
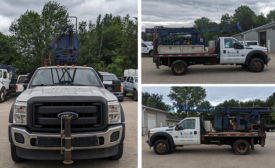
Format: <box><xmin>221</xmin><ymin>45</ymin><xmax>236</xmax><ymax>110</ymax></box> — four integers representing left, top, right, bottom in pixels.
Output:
<box><xmin>99</xmin><ymin>72</ymin><xmax>124</xmax><ymax>102</ymax></box>
<box><xmin>16</xmin><ymin>75</ymin><xmax>27</xmax><ymax>96</ymax></box>
<box><xmin>122</xmin><ymin>76</ymin><xmax>138</xmax><ymax>101</ymax></box>
<box><xmin>142</xmin><ymin>42</ymin><xmax>153</xmax><ymax>57</ymax></box>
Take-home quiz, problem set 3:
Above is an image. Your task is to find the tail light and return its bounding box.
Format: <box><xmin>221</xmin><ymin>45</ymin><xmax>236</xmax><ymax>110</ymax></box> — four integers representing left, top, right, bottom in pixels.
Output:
<box><xmin>16</xmin><ymin>85</ymin><xmax>18</xmax><ymax>90</ymax></box>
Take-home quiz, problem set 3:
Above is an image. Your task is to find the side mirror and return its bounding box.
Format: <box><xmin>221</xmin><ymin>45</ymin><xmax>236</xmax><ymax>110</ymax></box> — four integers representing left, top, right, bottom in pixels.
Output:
<box><xmin>175</xmin><ymin>125</ymin><xmax>179</xmax><ymax>130</ymax></box>
<box><xmin>23</xmin><ymin>83</ymin><xmax>28</xmax><ymax>90</ymax></box>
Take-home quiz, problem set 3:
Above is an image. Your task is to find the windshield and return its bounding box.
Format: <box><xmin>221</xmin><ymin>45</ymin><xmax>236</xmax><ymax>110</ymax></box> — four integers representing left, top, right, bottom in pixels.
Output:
<box><xmin>17</xmin><ymin>76</ymin><xmax>27</xmax><ymax>83</ymax></box>
<box><xmin>135</xmin><ymin>77</ymin><xmax>138</xmax><ymax>83</ymax></box>
<box><xmin>0</xmin><ymin>71</ymin><xmax>2</xmax><ymax>78</ymax></box>
<box><xmin>30</xmin><ymin>68</ymin><xmax>102</xmax><ymax>87</ymax></box>
<box><xmin>102</xmin><ymin>74</ymin><xmax>118</xmax><ymax>81</ymax></box>
<box><xmin>145</xmin><ymin>42</ymin><xmax>152</xmax><ymax>46</ymax></box>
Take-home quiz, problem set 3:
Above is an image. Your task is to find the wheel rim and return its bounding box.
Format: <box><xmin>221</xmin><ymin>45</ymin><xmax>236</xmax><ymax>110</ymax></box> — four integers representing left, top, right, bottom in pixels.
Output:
<box><xmin>236</xmin><ymin>143</ymin><xmax>247</xmax><ymax>153</ymax></box>
<box><xmin>156</xmin><ymin>143</ymin><xmax>166</xmax><ymax>153</ymax></box>
<box><xmin>1</xmin><ymin>92</ymin><xmax>4</xmax><ymax>101</ymax></box>
<box><xmin>173</xmin><ymin>62</ymin><xmax>184</xmax><ymax>73</ymax></box>
<box><xmin>253</xmin><ymin>61</ymin><xmax>262</xmax><ymax>70</ymax></box>
<box><xmin>150</xmin><ymin>52</ymin><xmax>153</xmax><ymax>57</ymax></box>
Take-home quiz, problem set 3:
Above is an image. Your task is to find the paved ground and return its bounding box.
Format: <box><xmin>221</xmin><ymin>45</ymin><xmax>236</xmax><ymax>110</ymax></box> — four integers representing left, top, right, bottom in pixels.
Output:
<box><xmin>142</xmin><ymin>133</ymin><xmax>275</xmax><ymax>168</ymax></box>
<box><xmin>142</xmin><ymin>53</ymin><xmax>275</xmax><ymax>84</ymax></box>
<box><xmin>0</xmin><ymin>95</ymin><xmax>137</xmax><ymax>168</ymax></box>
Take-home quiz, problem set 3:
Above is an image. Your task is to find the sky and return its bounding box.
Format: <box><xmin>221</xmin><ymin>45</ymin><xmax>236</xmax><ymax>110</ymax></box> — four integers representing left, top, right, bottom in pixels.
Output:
<box><xmin>142</xmin><ymin>86</ymin><xmax>275</xmax><ymax>106</ymax></box>
<box><xmin>141</xmin><ymin>0</ymin><xmax>275</xmax><ymax>30</ymax></box>
<box><xmin>0</xmin><ymin>0</ymin><xmax>137</xmax><ymax>34</ymax></box>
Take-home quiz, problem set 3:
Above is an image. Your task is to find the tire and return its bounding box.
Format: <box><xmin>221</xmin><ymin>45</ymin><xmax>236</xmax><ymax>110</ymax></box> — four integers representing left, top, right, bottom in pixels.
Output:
<box><xmin>171</xmin><ymin>60</ymin><xmax>188</xmax><ymax>75</ymax></box>
<box><xmin>109</xmin><ymin>142</ymin><xmax>123</xmax><ymax>160</ymax></box>
<box><xmin>153</xmin><ymin>139</ymin><xmax>170</xmax><ymax>155</ymax></box>
<box><xmin>0</xmin><ymin>90</ymin><xmax>5</xmax><ymax>103</ymax></box>
<box><xmin>123</xmin><ymin>91</ymin><xmax>127</xmax><ymax>96</ymax></box>
<box><xmin>118</xmin><ymin>96</ymin><xmax>124</xmax><ymax>102</ymax></box>
<box><xmin>10</xmin><ymin>144</ymin><xmax>25</xmax><ymax>162</ymax></box>
<box><xmin>133</xmin><ymin>90</ymin><xmax>138</xmax><ymax>101</ymax></box>
<box><xmin>249</xmin><ymin>58</ymin><xmax>264</xmax><ymax>72</ymax></box>
<box><xmin>149</xmin><ymin>50</ymin><xmax>153</xmax><ymax>57</ymax></box>
<box><xmin>232</xmin><ymin>139</ymin><xmax>250</xmax><ymax>155</ymax></box>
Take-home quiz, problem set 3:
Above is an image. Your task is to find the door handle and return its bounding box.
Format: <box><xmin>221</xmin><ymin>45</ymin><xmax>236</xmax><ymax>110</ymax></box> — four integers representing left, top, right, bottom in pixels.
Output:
<box><xmin>194</xmin><ymin>131</ymin><xmax>197</xmax><ymax>135</ymax></box>
<box><xmin>223</xmin><ymin>50</ymin><xmax>226</xmax><ymax>54</ymax></box>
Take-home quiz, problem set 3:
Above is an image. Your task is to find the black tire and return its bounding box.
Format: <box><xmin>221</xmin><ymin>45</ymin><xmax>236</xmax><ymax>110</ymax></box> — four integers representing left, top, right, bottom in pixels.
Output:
<box><xmin>249</xmin><ymin>58</ymin><xmax>264</xmax><ymax>72</ymax></box>
<box><xmin>10</xmin><ymin>144</ymin><xmax>25</xmax><ymax>162</ymax></box>
<box><xmin>153</xmin><ymin>139</ymin><xmax>170</xmax><ymax>155</ymax></box>
<box><xmin>109</xmin><ymin>142</ymin><xmax>123</xmax><ymax>160</ymax></box>
<box><xmin>171</xmin><ymin>60</ymin><xmax>188</xmax><ymax>75</ymax></box>
<box><xmin>149</xmin><ymin>50</ymin><xmax>153</xmax><ymax>57</ymax></box>
<box><xmin>123</xmin><ymin>91</ymin><xmax>127</xmax><ymax>96</ymax></box>
<box><xmin>241</xmin><ymin>64</ymin><xmax>248</xmax><ymax>67</ymax></box>
<box><xmin>118</xmin><ymin>96</ymin><xmax>124</xmax><ymax>102</ymax></box>
<box><xmin>232</xmin><ymin>139</ymin><xmax>250</xmax><ymax>155</ymax></box>
<box><xmin>0</xmin><ymin>90</ymin><xmax>5</xmax><ymax>103</ymax></box>
<box><xmin>133</xmin><ymin>90</ymin><xmax>138</xmax><ymax>101</ymax></box>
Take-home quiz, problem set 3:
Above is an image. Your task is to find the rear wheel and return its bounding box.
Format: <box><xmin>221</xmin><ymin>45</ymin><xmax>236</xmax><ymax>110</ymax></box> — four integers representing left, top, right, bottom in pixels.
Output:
<box><xmin>133</xmin><ymin>90</ymin><xmax>138</xmax><ymax>101</ymax></box>
<box><xmin>171</xmin><ymin>60</ymin><xmax>188</xmax><ymax>75</ymax></box>
<box><xmin>153</xmin><ymin>140</ymin><xmax>170</xmax><ymax>155</ymax></box>
<box><xmin>0</xmin><ymin>90</ymin><xmax>5</xmax><ymax>103</ymax></box>
<box><xmin>249</xmin><ymin>58</ymin><xmax>264</xmax><ymax>72</ymax></box>
<box><xmin>149</xmin><ymin>51</ymin><xmax>153</xmax><ymax>57</ymax></box>
<box><xmin>123</xmin><ymin>91</ymin><xmax>127</xmax><ymax>96</ymax></box>
<box><xmin>10</xmin><ymin>144</ymin><xmax>25</xmax><ymax>162</ymax></box>
<box><xmin>233</xmin><ymin>139</ymin><xmax>250</xmax><ymax>155</ymax></box>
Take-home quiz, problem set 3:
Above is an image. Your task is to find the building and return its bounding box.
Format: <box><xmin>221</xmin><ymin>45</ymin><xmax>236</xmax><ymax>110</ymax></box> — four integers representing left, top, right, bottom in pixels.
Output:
<box><xmin>142</xmin><ymin>105</ymin><xmax>182</xmax><ymax>135</ymax></box>
<box><xmin>232</xmin><ymin>22</ymin><xmax>275</xmax><ymax>52</ymax></box>
<box><xmin>166</xmin><ymin>114</ymin><xmax>182</xmax><ymax>126</ymax></box>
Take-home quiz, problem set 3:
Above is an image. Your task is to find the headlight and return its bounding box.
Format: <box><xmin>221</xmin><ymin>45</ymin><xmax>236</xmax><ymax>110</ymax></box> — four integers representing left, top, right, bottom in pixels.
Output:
<box><xmin>13</xmin><ymin>102</ymin><xmax>27</xmax><ymax>125</ymax></box>
<box><xmin>108</xmin><ymin>101</ymin><xmax>121</xmax><ymax>124</ymax></box>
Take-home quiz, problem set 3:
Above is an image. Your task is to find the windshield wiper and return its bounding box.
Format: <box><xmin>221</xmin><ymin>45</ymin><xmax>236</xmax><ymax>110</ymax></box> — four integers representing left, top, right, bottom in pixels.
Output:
<box><xmin>70</xmin><ymin>84</ymin><xmax>88</xmax><ymax>86</ymax></box>
<box><xmin>31</xmin><ymin>84</ymin><xmax>53</xmax><ymax>87</ymax></box>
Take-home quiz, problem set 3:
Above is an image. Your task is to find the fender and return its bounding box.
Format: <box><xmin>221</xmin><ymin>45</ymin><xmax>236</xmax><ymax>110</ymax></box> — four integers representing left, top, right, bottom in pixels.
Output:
<box><xmin>120</xmin><ymin>104</ymin><xmax>125</xmax><ymax>122</ymax></box>
<box><xmin>9</xmin><ymin>102</ymin><xmax>15</xmax><ymax>123</ymax></box>
<box><xmin>245</xmin><ymin>50</ymin><xmax>268</xmax><ymax>65</ymax></box>
<box><xmin>149</xmin><ymin>132</ymin><xmax>175</xmax><ymax>149</ymax></box>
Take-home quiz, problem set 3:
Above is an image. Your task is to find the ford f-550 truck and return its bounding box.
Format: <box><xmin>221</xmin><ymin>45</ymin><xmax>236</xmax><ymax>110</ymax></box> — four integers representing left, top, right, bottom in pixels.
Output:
<box><xmin>9</xmin><ymin>66</ymin><xmax>125</xmax><ymax>163</ymax></box>
<box><xmin>153</xmin><ymin>37</ymin><xmax>270</xmax><ymax>75</ymax></box>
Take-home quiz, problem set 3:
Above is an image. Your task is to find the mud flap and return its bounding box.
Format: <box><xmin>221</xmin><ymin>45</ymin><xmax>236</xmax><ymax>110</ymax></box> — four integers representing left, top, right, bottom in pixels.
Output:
<box><xmin>261</xmin><ymin>118</ymin><xmax>266</xmax><ymax>147</ymax></box>
<box><xmin>251</xmin><ymin>138</ymin><xmax>254</xmax><ymax>150</ymax></box>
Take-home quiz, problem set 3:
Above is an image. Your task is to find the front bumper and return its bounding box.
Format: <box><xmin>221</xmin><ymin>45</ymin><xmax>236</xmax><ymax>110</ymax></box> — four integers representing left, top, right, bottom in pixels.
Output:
<box><xmin>146</xmin><ymin>139</ymin><xmax>150</xmax><ymax>145</ymax></box>
<box><xmin>113</xmin><ymin>92</ymin><xmax>123</xmax><ymax>98</ymax></box>
<box><xmin>10</xmin><ymin>124</ymin><xmax>123</xmax><ymax>150</ymax></box>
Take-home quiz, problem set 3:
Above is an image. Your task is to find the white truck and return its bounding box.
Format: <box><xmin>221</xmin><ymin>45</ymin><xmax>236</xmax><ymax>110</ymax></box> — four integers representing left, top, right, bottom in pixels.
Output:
<box><xmin>153</xmin><ymin>37</ymin><xmax>270</xmax><ymax>75</ymax></box>
<box><xmin>147</xmin><ymin>117</ymin><xmax>267</xmax><ymax>155</ymax></box>
<box><xmin>0</xmin><ymin>64</ymin><xmax>17</xmax><ymax>103</ymax></box>
<box><xmin>16</xmin><ymin>75</ymin><xmax>28</xmax><ymax>96</ymax></box>
<box><xmin>9</xmin><ymin>66</ymin><xmax>125</xmax><ymax>163</ymax></box>
<box><xmin>122</xmin><ymin>75</ymin><xmax>138</xmax><ymax>101</ymax></box>
<box><xmin>142</xmin><ymin>41</ymin><xmax>154</xmax><ymax>57</ymax></box>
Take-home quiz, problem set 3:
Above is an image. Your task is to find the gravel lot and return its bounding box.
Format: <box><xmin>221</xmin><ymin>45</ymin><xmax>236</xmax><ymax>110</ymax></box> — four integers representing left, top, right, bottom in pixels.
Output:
<box><xmin>142</xmin><ymin>133</ymin><xmax>275</xmax><ymax>168</ymax></box>
<box><xmin>0</xmin><ymin>96</ymin><xmax>137</xmax><ymax>168</ymax></box>
<box><xmin>142</xmin><ymin>53</ymin><xmax>275</xmax><ymax>84</ymax></box>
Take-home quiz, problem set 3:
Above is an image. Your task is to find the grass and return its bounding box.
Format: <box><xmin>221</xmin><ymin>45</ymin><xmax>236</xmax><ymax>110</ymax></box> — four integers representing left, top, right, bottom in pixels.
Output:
<box><xmin>126</xmin><ymin>92</ymin><xmax>133</xmax><ymax>95</ymax></box>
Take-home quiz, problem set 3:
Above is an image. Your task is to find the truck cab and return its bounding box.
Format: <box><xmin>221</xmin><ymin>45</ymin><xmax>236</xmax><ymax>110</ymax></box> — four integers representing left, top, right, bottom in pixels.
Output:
<box><xmin>142</xmin><ymin>42</ymin><xmax>154</xmax><ymax>57</ymax></box>
<box><xmin>0</xmin><ymin>68</ymin><xmax>15</xmax><ymax>102</ymax></box>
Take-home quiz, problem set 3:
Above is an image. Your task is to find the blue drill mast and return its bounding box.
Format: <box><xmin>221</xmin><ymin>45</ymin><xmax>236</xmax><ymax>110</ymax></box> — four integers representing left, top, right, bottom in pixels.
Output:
<box><xmin>177</xmin><ymin>104</ymin><xmax>272</xmax><ymax>132</ymax></box>
<box><xmin>48</xmin><ymin>16</ymin><xmax>79</xmax><ymax>66</ymax></box>
<box><xmin>0</xmin><ymin>64</ymin><xmax>17</xmax><ymax>78</ymax></box>
<box><xmin>145</xmin><ymin>22</ymin><xmax>242</xmax><ymax>45</ymax></box>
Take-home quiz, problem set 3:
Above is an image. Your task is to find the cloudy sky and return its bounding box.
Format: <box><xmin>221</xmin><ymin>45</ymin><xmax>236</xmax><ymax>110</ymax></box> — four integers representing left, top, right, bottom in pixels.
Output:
<box><xmin>0</xmin><ymin>0</ymin><xmax>137</xmax><ymax>34</ymax></box>
<box><xmin>142</xmin><ymin>0</ymin><xmax>275</xmax><ymax>30</ymax></box>
<box><xmin>142</xmin><ymin>86</ymin><xmax>275</xmax><ymax>106</ymax></box>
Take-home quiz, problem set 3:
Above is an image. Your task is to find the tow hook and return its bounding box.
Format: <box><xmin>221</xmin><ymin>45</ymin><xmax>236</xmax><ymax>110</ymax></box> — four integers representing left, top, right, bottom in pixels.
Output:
<box><xmin>61</xmin><ymin>116</ymin><xmax>73</xmax><ymax>164</ymax></box>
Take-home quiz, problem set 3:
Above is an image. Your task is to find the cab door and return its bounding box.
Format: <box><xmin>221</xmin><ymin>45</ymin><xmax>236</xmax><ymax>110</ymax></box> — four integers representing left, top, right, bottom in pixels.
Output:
<box><xmin>221</xmin><ymin>38</ymin><xmax>246</xmax><ymax>64</ymax></box>
<box><xmin>3</xmin><ymin>70</ymin><xmax>9</xmax><ymax>89</ymax></box>
<box><xmin>173</xmin><ymin>118</ymin><xmax>200</xmax><ymax>145</ymax></box>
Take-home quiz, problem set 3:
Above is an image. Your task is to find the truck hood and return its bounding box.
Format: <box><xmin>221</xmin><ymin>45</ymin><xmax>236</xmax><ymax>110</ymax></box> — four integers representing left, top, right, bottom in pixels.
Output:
<box><xmin>247</xmin><ymin>45</ymin><xmax>267</xmax><ymax>50</ymax></box>
<box><xmin>150</xmin><ymin>126</ymin><xmax>174</xmax><ymax>133</ymax></box>
<box><xmin>16</xmin><ymin>86</ymin><xmax>117</xmax><ymax>102</ymax></box>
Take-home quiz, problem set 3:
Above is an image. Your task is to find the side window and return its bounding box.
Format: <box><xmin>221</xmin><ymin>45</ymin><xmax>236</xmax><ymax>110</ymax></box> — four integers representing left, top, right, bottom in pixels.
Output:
<box><xmin>0</xmin><ymin>71</ymin><xmax>2</xmax><ymax>78</ymax></box>
<box><xmin>224</xmin><ymin>38</ymin><xmax>241</xmax><ymax>48</ymax></box>
<box><xmin>3</xmin><ymin>72</ymin><xmax>7</xmax><ymax>79</ymax></box>
<box><xmin>123</xmin><ymin>76</ymin><xmax>127</xmax><ymax>81</ymax></box>
<box><xmin>141</xmin><ymin>43</ymin><xmax>147</xmax><ymax>47</ymax></box>
<box><xmin>178</xmin><ymin>119</ymin><xmax>195</xmax><ymax>129</ymax></box>
<box><xmin>130</xmin><ymin>77</ymin><xmax>133</xmax><ymax>82</ymax></box>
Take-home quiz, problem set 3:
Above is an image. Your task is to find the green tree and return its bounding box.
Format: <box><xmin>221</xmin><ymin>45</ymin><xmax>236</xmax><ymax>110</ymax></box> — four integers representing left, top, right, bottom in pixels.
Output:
<box><xmin>168</xmin><ymin>87</ymin><xmax>206</xmax><ymax>116</ymax></box>
<box><xmin>142</xmin><ymin>92</ymin><xmax>168</xmax><ymax>111</ymax></box>
<box><xmin>232</xmin><ymin>5</ymin><xmax>256</xmax><ymax>31</ymax></box>
<box><xmin>254</xmin><ymin>13</ymin><xmax>268</xmax><ymax>27</ymax></box>
<box><xmin>267</xmin><ymin>10</ymin><xmax>275</xmax><ymax>22</ymax></box>
<box><xmin>220</xmin><ymin>14</ymin><xmax>233</xmax><ymax>25</ymax></box>
<box><xmin>271</xmin><ymin>102</ymin><xmax>275</xmax><ymax>122</ymax></box>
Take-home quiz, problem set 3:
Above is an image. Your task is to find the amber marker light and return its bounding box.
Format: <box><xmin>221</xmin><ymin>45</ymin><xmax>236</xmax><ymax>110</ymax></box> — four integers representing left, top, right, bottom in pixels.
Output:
<box><xmin>84</xmin><ymin>65</ymin><xmax>87</xmax><ymax>67</ymax></box>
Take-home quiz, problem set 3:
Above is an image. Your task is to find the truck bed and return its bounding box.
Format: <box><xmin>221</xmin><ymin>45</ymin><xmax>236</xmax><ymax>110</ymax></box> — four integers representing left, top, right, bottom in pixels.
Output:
<box><xmin>202</xmin><ymin>131</ymin><xmax>265</xmax><ymax>137</ymax></box>
<box><xmin>155</xmin><ymin>53</ymin><xmax>219</xmax><ymax>57</ymax></box>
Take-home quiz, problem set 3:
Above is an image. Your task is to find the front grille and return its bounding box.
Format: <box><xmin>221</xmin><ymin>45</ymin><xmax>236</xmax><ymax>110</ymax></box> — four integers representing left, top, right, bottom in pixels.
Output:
<box><xmin>110</xmin><ymin>131</ymin><xmax>119</xmax><ymax>142</ymax></box>
<box><xmin>30</xmin><ymin>102</ymin><xmax>105</xmax><ymax>132</ymax></box>
<box><xmin>15</xmin><ymin>133</ymin><xmax>24</xmax><ymax>144</ymax></box>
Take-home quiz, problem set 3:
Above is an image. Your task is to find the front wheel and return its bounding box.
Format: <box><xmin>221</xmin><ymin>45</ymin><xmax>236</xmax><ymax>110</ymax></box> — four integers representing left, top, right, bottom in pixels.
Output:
<box><xmin>0</xmin><ymin>90</ymin><xmax>5</xmax><ymax>103</ymax></box>
<box><xmin>11</xmin><ymin>144</ymin><xmax>25</xmax><ymax>162</ymax></box>
<box><xmin>133</xmin><ymin>90</ymin><xmax>138</xmax><ymax>101</ymax></box>
<box><xmin>232</xmin><ymin>139</ymin><xmax>250</xmax><ymax>155</ymax></box>
<box><xmin>149</xmin><ymin>51</ymin><xmax>153</xmax><ymax>57</ymax></box>
<box><xmin>109</xmin><ymin>142</ymin><xmax>124</xmax><ymax>160</ymax></box>
<box><xmin>171</xmin><ymin>60</ymin><xmax>188</xmax><ymax>75</ymax></box>
<box><xmin>153</xmin><ymin>140</ymin><xmax>170</xmax><ymax>155</ymax></box>
<box><xmin>249</xmin><ymin>58</ymin><xmax>264</xmax><ymax>72</ymax></box>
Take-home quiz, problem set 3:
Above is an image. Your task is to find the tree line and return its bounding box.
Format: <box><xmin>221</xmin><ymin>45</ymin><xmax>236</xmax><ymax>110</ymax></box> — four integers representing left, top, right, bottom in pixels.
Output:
<box><xmin>0</xmin><ymin>1</ymin><xmax>137</xmax><ymax>77</ymax></box>
<box><xmin>142</xmin><ymin>5</ymin><xmax>275</xmax><ymax>46</ymax></box>
<box><xmin>142</xmin><ymin>87</ymin><xmax>275</xmax><ymax>125</ymax></box>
